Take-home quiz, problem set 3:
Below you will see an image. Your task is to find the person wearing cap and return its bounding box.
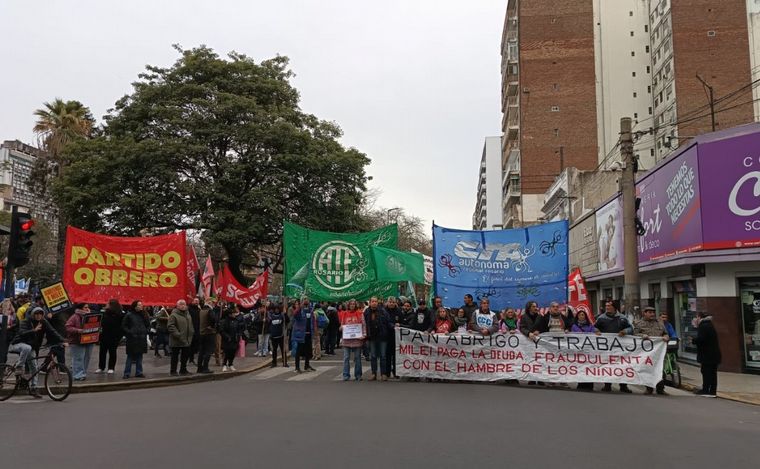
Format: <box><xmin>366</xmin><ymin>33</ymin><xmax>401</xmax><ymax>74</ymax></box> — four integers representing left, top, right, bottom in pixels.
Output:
<box><xmin>405</xmin><ymin>298</ymin><xmax>433</xmax><ymax>332</ymax></box>
<box><xmin>633</xmin><ymin>306</ymin><xmax>670</xmax><ymax>395</ymax></box>
<box><xmin>12</xmin><ymin>306</ymin><xmax>66</xmax><ymax>397</ymax></box>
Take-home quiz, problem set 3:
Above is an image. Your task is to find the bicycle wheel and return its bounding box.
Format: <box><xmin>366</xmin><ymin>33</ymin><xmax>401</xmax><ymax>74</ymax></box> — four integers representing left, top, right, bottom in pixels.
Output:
<box><xmin>0</xmin><ymin>364</ymin><xmax>19</xmax><ymax>401</ymax></box>
<box><xmin>44</xmin><ymin>363</ymin><xmax>72</xmax><ymax>401</ymax></box>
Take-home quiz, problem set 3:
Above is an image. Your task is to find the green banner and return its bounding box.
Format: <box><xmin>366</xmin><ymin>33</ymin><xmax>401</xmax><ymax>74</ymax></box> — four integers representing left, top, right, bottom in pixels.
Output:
<box><xmin>283</xmin><ymin>221</ymin><xmax>399</xmax><ymax>301</ymax></box>
<box><xmin>371</xmin><ymin>246</ymin><xmax>425</xmax><ymax>284</ymax></box>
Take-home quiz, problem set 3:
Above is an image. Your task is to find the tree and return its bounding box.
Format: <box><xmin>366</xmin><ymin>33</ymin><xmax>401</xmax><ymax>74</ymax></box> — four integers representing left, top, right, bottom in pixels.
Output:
<box><xmin>31</xmin><ymin>98</ymin><xmax>95</xmax><ymax>267</ymax></box>
<box><xmin>54</xmin><ymin>46</ymin><xmax>370</xmax><ymax>284</ymax></box>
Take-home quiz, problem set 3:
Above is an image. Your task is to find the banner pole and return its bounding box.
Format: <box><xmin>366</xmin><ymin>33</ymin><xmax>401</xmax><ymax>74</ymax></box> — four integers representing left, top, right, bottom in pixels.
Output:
<box><xmin>282</xmin><ymin>296</ymin><xmax>289</xmax><ymax>366</ymax></box>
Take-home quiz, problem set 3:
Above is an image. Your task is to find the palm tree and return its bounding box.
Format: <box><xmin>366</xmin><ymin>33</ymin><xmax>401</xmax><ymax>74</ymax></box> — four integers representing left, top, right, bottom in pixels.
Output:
<box><xmin>33</xmin><ymin>98</ymin><xmax>95</xmax><ymax>268</ymax></box>
<box><xmin>33</xmin><ymin>99</ymin><xmax>94</xmax><ymax>160</ymax></box>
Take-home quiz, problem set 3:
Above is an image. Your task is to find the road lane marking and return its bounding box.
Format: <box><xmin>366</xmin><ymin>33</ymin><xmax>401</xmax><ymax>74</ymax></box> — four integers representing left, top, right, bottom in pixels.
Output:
<box><xmin>286</xmin><ymin>366</ymin><xmax>336</xmax><ymax>381</ymax></box>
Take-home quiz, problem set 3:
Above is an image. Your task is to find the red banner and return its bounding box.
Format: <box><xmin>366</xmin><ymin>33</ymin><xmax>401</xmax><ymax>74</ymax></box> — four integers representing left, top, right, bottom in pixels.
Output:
<box><xmin>568</xmin><ymin>268</ymin><xmax>594</xmax><ymax>322</ymax></box>
<box><xmin>63</xmin><ymin>226</ymin><xmax>187</xmax><ymax>306</ymax></box>
<box><xmin>219</xmin><ymin>265</ymin><xmax>268</xmax><ymax>308</ymax></box>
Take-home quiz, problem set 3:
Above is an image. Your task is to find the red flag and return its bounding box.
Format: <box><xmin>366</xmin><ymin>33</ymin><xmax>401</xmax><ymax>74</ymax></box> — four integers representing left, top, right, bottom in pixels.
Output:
<box><xmin>214</xmin><ymin>264</ymin><xmax>225</xmax><ymax>297</ymax></box>
<box><xmin>186</xmin><ymin>245</ymin><xmax>200</xmax><ymax>301</ymax></box>
<box><xmin>219</xmin><ymin>264</ymin><xmax>268</xmax><ymax>309</ymax></box>
<box><xmin>201</xmin><ymin>257</ymin><xmax>215</xmax><ymax>298</ymax></box>
<box><xmin>568</xmin><ymin>268</ymin><xmax>594</xmax><ymax>323</ymax></box>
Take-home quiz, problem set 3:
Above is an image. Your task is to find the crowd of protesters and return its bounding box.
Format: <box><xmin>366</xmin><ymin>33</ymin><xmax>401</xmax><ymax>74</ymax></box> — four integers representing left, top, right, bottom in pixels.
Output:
<box><xmin>1</xmin><ymin>291</ymin><xmax>722</xmax><ymax>398</ymax></box>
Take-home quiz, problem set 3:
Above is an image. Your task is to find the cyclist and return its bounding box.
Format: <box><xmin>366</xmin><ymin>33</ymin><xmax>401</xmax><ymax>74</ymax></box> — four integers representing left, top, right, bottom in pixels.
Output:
<box><xmin>12</xmin><ymin>307</ymin><xmax>66</xmax><ymax>397</ymax></box>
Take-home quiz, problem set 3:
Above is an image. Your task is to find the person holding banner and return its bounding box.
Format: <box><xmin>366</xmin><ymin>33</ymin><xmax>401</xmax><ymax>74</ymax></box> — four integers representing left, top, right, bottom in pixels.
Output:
<box><xmin>66</xmin><ymin>304</ymin><xmax>95</xmax><ymax>381</ymax></box>
<box><xmin>339</xmin><ymin>299</ymin><xmax>366</xmax><ymax>381</ymax></box>
<box><xmin>384</xmin><ymin>297</ymin><xmax>402</xmax><ymax>378</ymax></box>
<box><xmin>572</xmin><ymin>311</ymin><xmax>598</xmax><ymax>391</ymax></box>
<box><xmin>633</xmin><ymin>306</ymin><xmax>670</xmax><ymax>395</ymax></box>
<box><xmin>434</xmin><ymin>307</ymin><xmax>454</xmax><ymax>334</ymax></box>
<box><xmin>405</xmin><ymin>299</ymin><xmax>432</xmax><ymax>332</ymax></box>
<box><xmin>519</xmin><ymin>301</ymin><xmax>541</xmax><ymax>338</ymax></box>
<box><xmin>498</xmin><ymin>309</ymin><xmax>518</xmax><ymax>333</ymax></box>
<box><xmin>364</xmin><ymin>297</ymin><xmax>391</xmax><ymax>381</ymax></box>
<box><xmin>595</xmin><ymin>300</ymin><xmax>634</xmax><ymax>393</ymax></box>
<box><xmin>531</xmin><ymin>302</ymin><xmax>572</xmax><ymax>335</ymax></box>
<box><xmin>467</xmin><ymin>298</ymin><xmax>498</xmax><ymax>335</ymax></box>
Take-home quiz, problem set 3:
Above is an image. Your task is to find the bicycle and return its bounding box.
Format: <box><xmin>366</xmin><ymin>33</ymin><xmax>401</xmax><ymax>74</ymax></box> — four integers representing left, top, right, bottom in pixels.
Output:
<box><xmin>0</xmin><ymin>344</ymin><xmax>73</xmax><ymax>402</ymax></box>
<box><xmin>663</xmin><ymin>338</ymin><xmax>681</xmax><ymax>388</ymax></box>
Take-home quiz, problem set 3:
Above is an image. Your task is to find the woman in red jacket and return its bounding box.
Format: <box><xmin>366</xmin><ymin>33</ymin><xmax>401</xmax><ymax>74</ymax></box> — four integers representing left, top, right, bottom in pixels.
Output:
<box><xmin>339</xmin><ymin>299</ymin><xmax>366</xmax><ymax>381</ymax></box>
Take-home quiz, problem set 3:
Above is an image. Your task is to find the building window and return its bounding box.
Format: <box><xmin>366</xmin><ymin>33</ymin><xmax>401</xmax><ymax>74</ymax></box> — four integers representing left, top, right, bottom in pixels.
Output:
<box><xmin>633</xmin><ymin>92</ymin><xmax>637</xmax><ymax>98</ymax></box>
<box><xmin>553</xmin><ymin>128</ymin><xmax>560</xmax><ymax>137</ymax></box>
<box><xmin>634</xmin><ymin>112</ymin><xmax>638</xmax><ymax>118</ymax></box>
<box><xmin>631</xmin><ymin>51</ymin><xmax>635</xmax><ymax>57</ymax></box>
<box><xmin>645</xmin><ymin>45</ymin><xmax>650</xmax><ymax>53</ymax></box>
<box><xmin>645</xmin><ymin>25</ymin><xmax>649</xmax><ymax>33</ymax></box>
<box><xmin>629</xmin><ymin>11</ymin><xmax>633</xmax><ymax>16</ymax></box>
<box><xmin>630</xmin><ymin>31</ymin><xmax>634</xmax><ymax>37</ymax></box>
<box><xmin>647</xmin><ymin>65</ymin><xmax>651</xmax><ymax>73</ymax></box>
<box><xmin>551</xmin><ymin>18</ymin><xmax>557</xmax><ymax>24</ymax></box>
<box><xmin>707</xmin><ymin>30</ymin><xmax>716</xmax><ymax>37</ymax></box>
<box><xmin>649</xmin><ymin>106</ymin><xmax>653</xmax><ymax>115</ymax></box>
<box><xmin>553</xmin><ymin>83</ymin><xmax>559</xmax><ymax>90</ymax></box>
<box><xmin>632</xmin><ymin>71</ymin><xmax>636</xmax><ymax>77</ymax></box>
<box><xmin>551</xmin><ymin>106</ymin><xmax>560</xmax><ymax>112</ymax></box>
<box><xmin>648</xmin><ymin>85</ymin><xmax>651</xmax><ymax>93</ymax></box>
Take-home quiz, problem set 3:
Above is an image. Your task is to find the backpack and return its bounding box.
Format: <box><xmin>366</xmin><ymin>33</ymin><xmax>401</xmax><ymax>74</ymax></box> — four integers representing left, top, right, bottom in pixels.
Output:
<box><xmin>316</xmin><ymin>309</ymin><xmax>329</xmax><ymax>329</ymax></box>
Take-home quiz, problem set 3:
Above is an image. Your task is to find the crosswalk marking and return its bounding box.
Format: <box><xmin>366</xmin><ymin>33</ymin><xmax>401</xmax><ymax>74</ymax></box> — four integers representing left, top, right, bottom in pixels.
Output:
<box><xmin>332</xmin><ymin>365</ymin><xmax>372</xmax><ymax>381</ymax></box>
<box><xmin>286</xmin><ymin>366</ymin><xmax>336</xmax><ymax>381</ymax></box>
<box><xmin>251</xmin><ymin>367</ymin><xmax>293</xmax><ymax>380</ymax></box>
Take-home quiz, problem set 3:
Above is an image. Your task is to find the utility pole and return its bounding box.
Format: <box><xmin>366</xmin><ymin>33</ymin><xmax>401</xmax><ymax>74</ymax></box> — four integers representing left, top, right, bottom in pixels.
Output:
<box><xmin>620</xmin><ymin>118</ymin><xmax>640</xmax><ymax>318</ymax></box>
<box><xmin>696</xmin><ymin>74</ymin><xmax>716</xmax><ymax>132</ymax></box>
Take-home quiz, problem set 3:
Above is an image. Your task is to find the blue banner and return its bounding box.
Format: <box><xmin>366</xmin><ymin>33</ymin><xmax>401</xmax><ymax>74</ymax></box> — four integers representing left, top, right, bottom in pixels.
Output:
<box><xmin>433</xmin><ymin>221</ymin><xmax>568</xmax><ymax>312</ymax></box>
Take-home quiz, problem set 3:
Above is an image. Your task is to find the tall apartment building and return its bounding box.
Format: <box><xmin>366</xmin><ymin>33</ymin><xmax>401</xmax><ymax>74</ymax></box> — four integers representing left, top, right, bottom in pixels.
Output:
<box><xmin>501</xmin><ymin>0</ymin><xmax>760</xmax><ymax>226</ymax></box>
<box><xmin>0</xmin><ymin>140</ymin><xmax>58</xmax><ymax>233</ymax></box>
<box><xmin>501</xmin><ymin>0</ymin><xmax>600</xmax><ymax>228</ymax></box>
<box><xmin>651</xmin><ymin>0</ymin><xmax>754</xmax><ymax>160</ymax></box>
<box><xmin>472</xmin><ymin>136</ymin><xmax>504</xmax><ymax>230</ymax></box>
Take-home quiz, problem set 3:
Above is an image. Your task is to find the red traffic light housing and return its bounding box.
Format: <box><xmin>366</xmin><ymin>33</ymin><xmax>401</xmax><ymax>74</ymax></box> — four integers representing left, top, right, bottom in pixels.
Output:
<box><xmin>8</xmin><ymin>208</ymin><xmax>35</xmax><ymax>267</ymax></box>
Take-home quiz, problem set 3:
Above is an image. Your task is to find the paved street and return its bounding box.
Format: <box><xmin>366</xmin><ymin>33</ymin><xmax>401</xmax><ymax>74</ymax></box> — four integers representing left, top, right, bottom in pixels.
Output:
<box><xmin>2</xmin><ymin>358</ymin><xmax>759</xmax><ymax>469</ymax></box>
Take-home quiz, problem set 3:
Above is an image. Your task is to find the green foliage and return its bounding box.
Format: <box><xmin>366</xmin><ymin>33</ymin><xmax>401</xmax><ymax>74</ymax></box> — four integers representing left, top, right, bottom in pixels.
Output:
<box><xmin>54</xmin><ymin>46</ymin><xmax>370</xmax><ymax>282</ymax></box>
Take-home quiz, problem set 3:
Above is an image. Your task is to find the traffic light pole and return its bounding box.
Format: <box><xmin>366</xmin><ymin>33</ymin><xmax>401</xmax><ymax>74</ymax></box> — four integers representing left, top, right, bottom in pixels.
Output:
<box><xmin>3</xmin><ymin>206</ymin><xmax>18</xmax><ymax>299</ymax></box>
<box><xmin>620</xmin><ymin>118</ymin><xmax>641</xmax><ymax>317</ymax></box>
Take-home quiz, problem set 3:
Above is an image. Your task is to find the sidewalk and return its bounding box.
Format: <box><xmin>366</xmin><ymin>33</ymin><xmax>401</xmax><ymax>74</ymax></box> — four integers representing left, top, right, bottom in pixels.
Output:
<box><xmin>65</xmin><ymin>342</ymin><xmax>270</xmax><ymax>393</ymax></box>
<box><xmin>679</xmin><ymin>362</ymin><xmax>760</xmax><ymax>406</ymax></box>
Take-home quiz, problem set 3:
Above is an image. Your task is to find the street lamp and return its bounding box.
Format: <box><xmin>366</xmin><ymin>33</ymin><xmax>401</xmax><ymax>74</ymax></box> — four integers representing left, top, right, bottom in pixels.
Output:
<box><xmin>386</xmin><ymin>207</ymin><xmax>401</xmax><ymax>225</ymax></box>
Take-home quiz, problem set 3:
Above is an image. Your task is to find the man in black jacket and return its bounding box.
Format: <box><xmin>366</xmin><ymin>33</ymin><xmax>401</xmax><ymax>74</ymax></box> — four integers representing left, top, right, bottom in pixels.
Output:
<box><xmin>595</xmin><ymin>300</ymin><xmax>633</xmax><ymax>393</ymax></box>
<box><xmin>693</xmin><ymin>311</ymin><xmax>721</xmax><ymax>397</ymax></box>
<box><xmin>188</xmin><ymin>297</ymin><xmax>201</xmax><ymax>365</ymax></box>
<box><xmin>384</xmin><ymin>297</ymin><xmax>403</xmax><ymax>378</ymax></box>
<box><xmin>460</xmin><ymin>294</ymin><xmax>477</xmax><ymax>323</ymax></box>
<box><xmin>364</xmin><ymin>297</ymin><xmax>391</xmax><ymax>381</ymax></box>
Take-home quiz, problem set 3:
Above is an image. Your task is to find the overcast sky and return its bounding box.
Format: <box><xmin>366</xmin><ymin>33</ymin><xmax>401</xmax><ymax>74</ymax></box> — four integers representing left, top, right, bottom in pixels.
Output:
<box><xmin>0</xmin><ymin>0</ymin><xmax>504</xmax><ymax>231</ymax></box>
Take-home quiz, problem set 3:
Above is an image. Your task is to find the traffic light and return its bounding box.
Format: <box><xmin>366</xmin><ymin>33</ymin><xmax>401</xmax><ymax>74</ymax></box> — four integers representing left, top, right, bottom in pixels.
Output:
<box><xmin>8</xmin><ymin>209</ymin><xmax>35</xmax><ymax>267</ymax></box>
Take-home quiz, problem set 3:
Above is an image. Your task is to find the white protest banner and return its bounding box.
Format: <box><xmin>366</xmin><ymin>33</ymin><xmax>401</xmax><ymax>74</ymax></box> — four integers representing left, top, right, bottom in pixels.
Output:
<box><xmin>395</xmin><ymin>328</ymin><xmax>666</xmax><ymax>387</ymax></box>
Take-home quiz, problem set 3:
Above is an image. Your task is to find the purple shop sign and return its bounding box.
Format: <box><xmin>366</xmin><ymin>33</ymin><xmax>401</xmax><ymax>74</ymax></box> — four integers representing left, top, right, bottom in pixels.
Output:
<box><xmin>636</xmin><ymin>146</ymin><xmax>703</xmax><ymax>262</ymax></box>
<box><xmin>698</xmin><ymin>131</ymin><xmax>760</xmax><ymax>249</ymax></box>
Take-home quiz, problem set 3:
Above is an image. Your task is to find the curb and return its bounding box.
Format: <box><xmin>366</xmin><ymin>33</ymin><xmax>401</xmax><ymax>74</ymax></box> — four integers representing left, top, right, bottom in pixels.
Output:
<box><xmin>69</xmin><ymin>359</ymin><xmax>272</xmax><ymax>394</ymax></box>
<box><xmin>679</xmin><ymin>380</ymin><xmax>760</xmax><ymax>407</ymax></box>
